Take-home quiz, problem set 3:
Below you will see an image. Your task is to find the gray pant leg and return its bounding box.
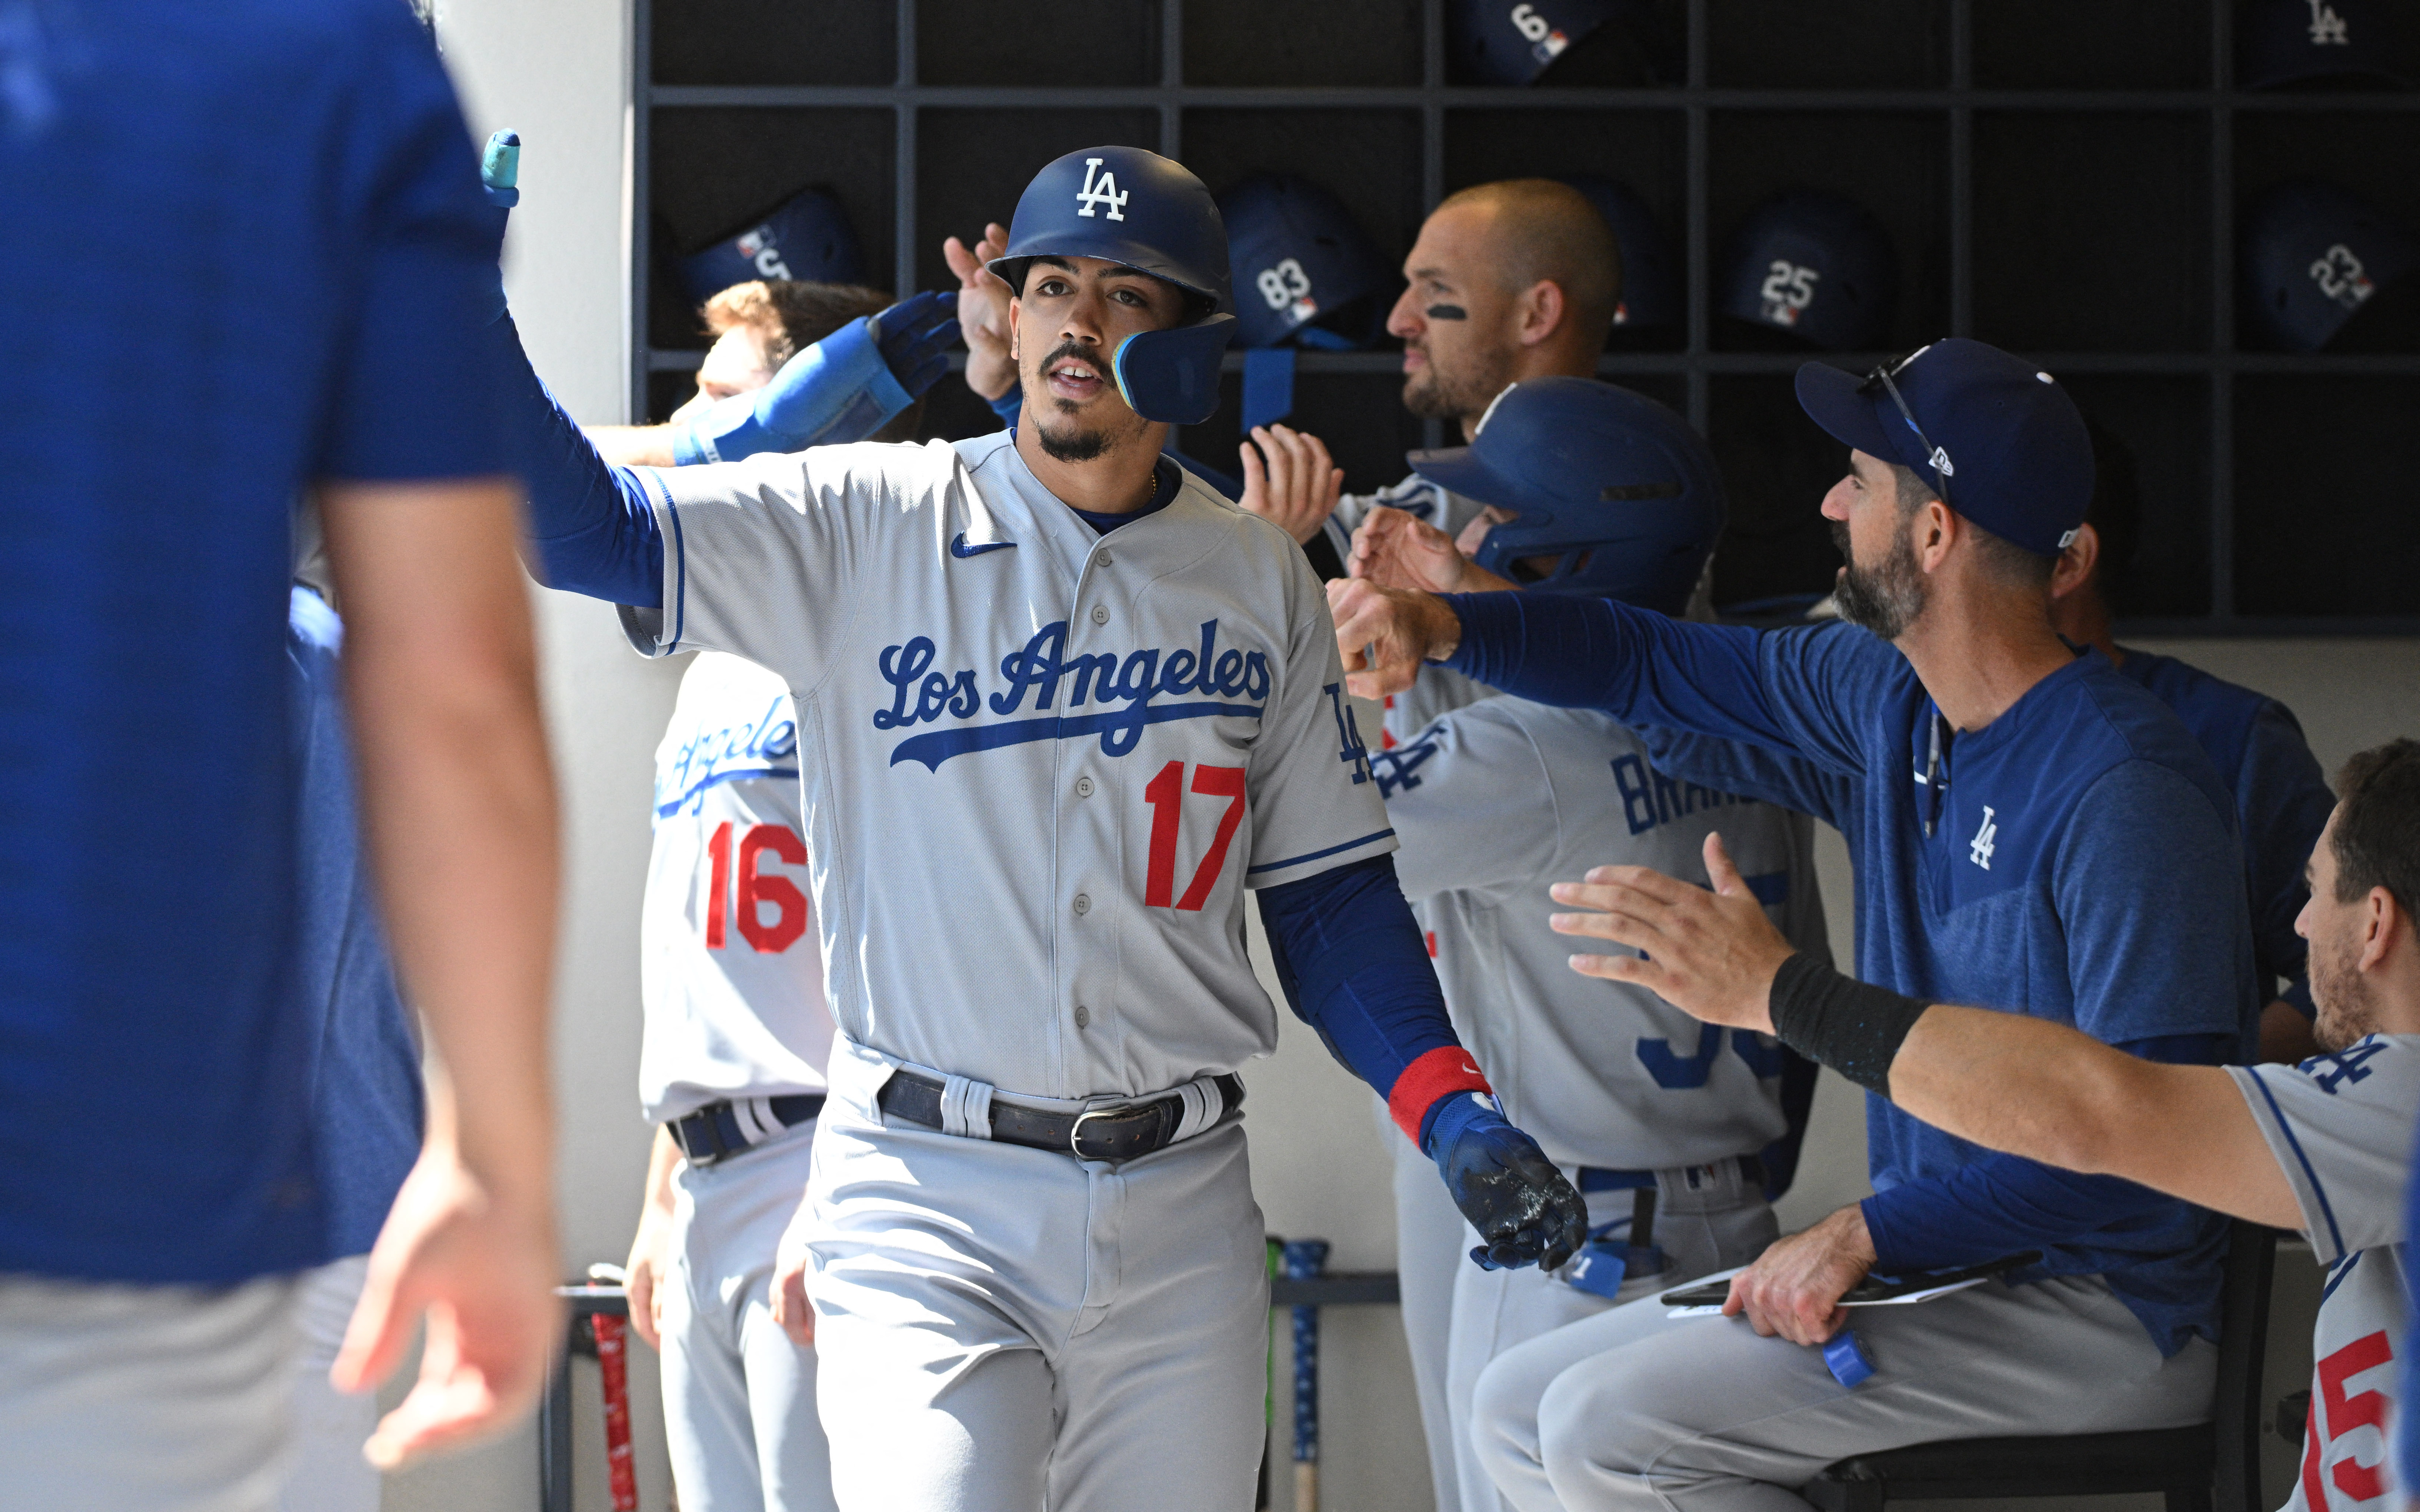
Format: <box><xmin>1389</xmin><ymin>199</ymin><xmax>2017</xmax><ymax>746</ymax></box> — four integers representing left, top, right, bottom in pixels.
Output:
<box><xmin>1384</xmin><ymin>1093</ymin><xmax>1469</xmax><ymax>1512</ymax></box>
<box><xmin>0</xmin><ymin>1273</ymin><xmax>300</xmax><ymax>1512</ymax></box>
<box><xmin>1449</xmin><ymin>1170</ymin><xmax>1777</xmax><ymax>1512</ymax></box>
<box><xmin>1476</xmin><ymin>1273</ymin><xmax>2215</xmax><ymax>1512</ymax></box>
<box><xmin>275</xmin><ymin>1255</ymin><xmax>380</xmax><ymax>1512</ymax></box>
<box><xmin>663</xmin><ymin>1122</ymin><xmax>837</xmax><ymax>1512</ymax></box>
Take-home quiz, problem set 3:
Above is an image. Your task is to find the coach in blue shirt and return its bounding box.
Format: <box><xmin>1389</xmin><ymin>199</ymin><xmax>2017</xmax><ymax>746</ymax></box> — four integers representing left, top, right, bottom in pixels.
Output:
<box><xmin>0</xmin><ymin>4</ymin><xmax>562</xmax><ymax>1505</ymax></box>
<box><xmin>1333</xmin><ymin>339</ymin><xmax>2257</xmax><ymax>1512</ymax></box>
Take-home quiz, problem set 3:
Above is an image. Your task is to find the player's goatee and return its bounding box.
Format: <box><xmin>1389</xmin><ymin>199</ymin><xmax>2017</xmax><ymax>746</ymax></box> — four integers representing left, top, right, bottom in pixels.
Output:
<box><xmin>1829</xmin><ymin>517</ymin><xmax>1927</xmax><ymax>641</ymax></box>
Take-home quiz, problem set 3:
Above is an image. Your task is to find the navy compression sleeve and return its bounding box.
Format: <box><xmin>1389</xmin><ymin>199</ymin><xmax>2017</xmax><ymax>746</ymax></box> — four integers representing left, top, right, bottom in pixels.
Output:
<box><xmin>1859</xmin><ymin>1032</ymin><xmax>2235</xmax><ymax>1272</ymax></box>
<box><xmin>492</xmin><ymin>314</ymin><xmax>664</xmax><ymax>606</ymax></box>
<box><xmin>1256</xmin><ymin>854</ymin><xmax>1479</xmax><ymax>1150</ymax></box>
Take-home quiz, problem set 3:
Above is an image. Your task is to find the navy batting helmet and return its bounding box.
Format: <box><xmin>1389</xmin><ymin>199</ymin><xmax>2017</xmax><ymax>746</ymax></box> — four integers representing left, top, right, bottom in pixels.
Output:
<box><xmin>2240</xmin><ymin>0</ymin><xmax>2407</xmax><ymax>89</ymax></box>
<box><xmin>1719</xmin><ymin>190</ymin><xmax>1898</xmax><ymax>351</ymax></box>
<box><xmin>1452</xmin><ymin>0</ymin><xmax>1618</xmax><ymax>85</ymax></box>
<box><xmin>1407</xmin><ymin>378</ymin><xmax>1724</xmax><ymax>614</ymax></box>
<box><xmin>989</xmin><ymin>146</ymin><xmax>1238</xmax><ymax>426</ymax></box>
<box><xmin>1218</xmin><ymin>173</ymin><xmax>1389</xmax><ymax>350</ymax></box>
<box><xmin>1560</xmin><ymin>176</ymin><xmax>1677</xmax><ymax>331</ymax></box>
<box><xmin>678</xmin><ymin>186</ymin><xmax>864</xmax><ymax>309</ymax></box>
<box><xmin>2242</xmin><ymin>178</ymin><xmax>2419</xmax><ymax>351</ymax></box>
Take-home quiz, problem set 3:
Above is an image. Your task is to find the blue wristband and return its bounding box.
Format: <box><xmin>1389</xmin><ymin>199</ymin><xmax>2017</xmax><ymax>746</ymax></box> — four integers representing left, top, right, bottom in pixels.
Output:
<box><xmin>673</xmin><ymin>316</ymin><xmax>913</xmax><ymax>465</ymax></box>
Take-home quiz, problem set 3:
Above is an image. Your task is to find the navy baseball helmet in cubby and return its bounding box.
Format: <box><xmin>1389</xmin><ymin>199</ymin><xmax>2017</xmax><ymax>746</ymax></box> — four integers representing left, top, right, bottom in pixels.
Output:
<box><xmin>1718</xmin><ymin>189</ymin><xmax>1899</xmax><ymax>352</ymax></box>
<box><xmin>1560</xmin><ymin>176</ymin><xmax>1678</xmax><ymax>332</ymax></box>
<box><xmin>1217</xmin><ymin>174</ymin><xmax>1390</xmax><ymax>349</ymax></box>
<box><xmin>1451</xmin><ymin>0</ymin><xmax>1618</xmax><ymax>84</ymax></box>
<box><xmin>2242</xmin><ymin>178</ymin><xmax>2420</xmax><ymax>350</ymax></box>
<box><xmin>678</xmin><ymin>186</ymin><xmax>864</xmax><ymax>309</ymax></box>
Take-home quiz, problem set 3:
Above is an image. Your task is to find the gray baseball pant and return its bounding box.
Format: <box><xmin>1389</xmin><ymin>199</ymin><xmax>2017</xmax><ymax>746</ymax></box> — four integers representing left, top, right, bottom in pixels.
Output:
<box><xmin>0</xmin><ymin>1271</ymin><xmax>299</xmax><ymax>1512</ymax></box>
<box><xmin>275</xmin><ymin>1254</ymin><xmax>380</xmax><ymax>1512</ymax></box>
<box><xmin>1384</xmin><ymin>1093</ymin><xmax>1471</xmax><ymax>1512</ymax></box>
<box><xmin>661</xmin><ymin>1117</ymin><xmax>838</xmax><ymax>1512</ymax></box>
<box><xmin>1470</xmin><ymin>1270</ymin><xmax>2215</xmax><ymax>1512</ymax></box>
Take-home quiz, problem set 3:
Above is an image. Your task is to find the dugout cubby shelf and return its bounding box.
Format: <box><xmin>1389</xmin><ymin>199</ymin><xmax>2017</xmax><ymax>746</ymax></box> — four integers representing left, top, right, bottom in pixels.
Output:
<box><xmin>633</xmin><ymin>0</ymin><xmax>2420</xmax><ymax>632</ymax></box>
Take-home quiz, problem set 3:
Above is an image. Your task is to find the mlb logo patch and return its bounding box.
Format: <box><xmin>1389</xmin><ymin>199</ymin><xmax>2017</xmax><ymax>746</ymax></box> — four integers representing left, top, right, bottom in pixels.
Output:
<box><xmin>1288</xmin><ymin>295</ymin><xmax>1320</xmax><ymax>325</ymax></box>
<box><xmin>1530</xmin><ymin>29</ymin><xmax>1569</xmax><ymax>65</ymax></box>
<box><xmin>1762</xmin><ymin>298</ymin><xmax>1802</xmax><ymax>327</ymax></box>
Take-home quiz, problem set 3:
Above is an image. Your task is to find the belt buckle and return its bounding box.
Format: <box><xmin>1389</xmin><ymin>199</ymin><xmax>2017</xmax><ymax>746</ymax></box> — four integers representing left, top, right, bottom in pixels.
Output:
<box><xmin>1068</xmin><ymin>1105</ymin><xmax>1121</xmax><ymax>1160</ymax></box>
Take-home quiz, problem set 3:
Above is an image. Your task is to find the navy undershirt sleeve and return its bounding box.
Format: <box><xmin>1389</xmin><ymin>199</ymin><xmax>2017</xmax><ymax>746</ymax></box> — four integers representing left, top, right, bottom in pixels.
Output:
<box><xmin>1859</xmin><ymin>1031</ymin><xmax>2235</xmax><ymax>1272</ymax></box>
<box><xmin>1256</xmin><ymin>854</ymin><xmax>1463</xmax><ymax>1142</ymax></box>
<box><xmin>492</xmin><ymin>314</ymin><xmax>664</xmax><ymax>606</ymax></box>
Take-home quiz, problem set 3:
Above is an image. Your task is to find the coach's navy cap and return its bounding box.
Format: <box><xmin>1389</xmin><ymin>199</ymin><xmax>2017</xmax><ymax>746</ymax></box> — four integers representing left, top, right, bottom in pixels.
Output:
<box><xmin>2241</xmin><ymin>0</ymin><xmax>2407</xmax><ymax>90</ymax></box>
<box><xmin>1719</xmin><ymin>190</ymin><xmax>1898</xmax><ymax>351</ymax></box>
<box><xmin>1794</xmin><ymin>338</ymin><xmax>2095</xmax><ymax>559</ymax></box>
<box><xmin>2242</xmin><ymin>178</ymin><xmax>2419</xmax><ymax>351</ymax></box>
<box><xmin>678</xmin><ymin>186</ymin><xmax>864</xmax><ymax>309</ymax></box>
<box><xmin>1560</xmin><ymin>176</ymin><xmax>1677</xmax><ymax>330</ymax></box>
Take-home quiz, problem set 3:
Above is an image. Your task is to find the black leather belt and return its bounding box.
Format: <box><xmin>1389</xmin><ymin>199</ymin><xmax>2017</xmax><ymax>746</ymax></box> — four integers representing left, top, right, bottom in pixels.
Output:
<box><xmin>668</xmin><ymin>1093</ymin><xmax>826</xmax><ymax>1167</ymax></box>
<box><xmin>1576</xmin><ymin>1153</ymin><xmax>1766</xmax><ymax>1193</ymax></box>
<box><xmin>877</xmin><ymin>1070</ymin><xmax>1243</xmax><ymax>1162</ymax></box>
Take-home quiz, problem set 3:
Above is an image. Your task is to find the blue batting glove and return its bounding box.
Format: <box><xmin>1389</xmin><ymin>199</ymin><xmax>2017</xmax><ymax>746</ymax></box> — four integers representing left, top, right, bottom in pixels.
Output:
<box><xmin>1425</xmin><ymin>1092</ymin><xmax>1589</xmax><ymax>1272</ymax></box>
<box><xmin>869</xmin><ymin>288</ymin><xmax>961</xmax><ymax>399</ymax></box>
<box><xmin>477</xmin><ymin>129</ymin><xmax>519</xmax><ymax>325</ymax></box>
<box><xmin>673</xmin><ymin>291</ymin><xmax>959</xmax><ymax>466</ymax></box>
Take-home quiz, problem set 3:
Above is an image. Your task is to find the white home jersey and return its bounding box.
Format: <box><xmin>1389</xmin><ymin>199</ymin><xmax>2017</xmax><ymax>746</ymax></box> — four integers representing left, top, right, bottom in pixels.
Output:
<box><xmin>2228</xmin><ymin>1034</ymin><xmax>2417</xmax><ymax>1512</ymax></box>
<box><xmin>621</xmin><ymin>433</ymin><xmax>1396</xmax><ymax>1100</ymax></box>
<box><xmin>639</xmin><ymin>651</ymin><xmax>832</xmax><ymax>1124</ymax></box>
<box><xmin>1327</xmin><ymin>473</ymin><xmax>1494</xmax><ymax>744</ymax></box>
<box><xmin>1373</xmin><ymin>697</ymin><xmax>1831</xmax><ymax>1170</ymax></box>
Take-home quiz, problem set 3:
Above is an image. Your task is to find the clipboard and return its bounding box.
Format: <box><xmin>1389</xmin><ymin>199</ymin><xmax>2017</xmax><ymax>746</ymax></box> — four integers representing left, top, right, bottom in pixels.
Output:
<box><xmin>1660</xmin><ymin>1252</ymin><xmax>2042</xmax><ymax>1317</ymax></box>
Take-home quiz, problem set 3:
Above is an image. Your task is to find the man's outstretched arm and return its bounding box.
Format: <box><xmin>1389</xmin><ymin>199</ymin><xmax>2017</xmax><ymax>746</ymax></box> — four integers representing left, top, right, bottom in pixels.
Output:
<box><xmin>317</xmin><ymin>476</ymin><xmax>564</xmax><ymax>1468</ymax></box>
<box><xmin>1549</xmin><ymin>833</ymin><xmax>2302</xmax><ymax>1230</ymax></box>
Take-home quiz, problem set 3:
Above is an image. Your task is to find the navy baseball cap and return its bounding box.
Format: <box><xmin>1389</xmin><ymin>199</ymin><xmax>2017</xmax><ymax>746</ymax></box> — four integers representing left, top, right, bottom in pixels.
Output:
<box><xmin>1218</xmin><ymin>173</ymin><xmax>1389</xmax><ymax>349</ymax></box>
<box><xmin>2242</xmin><ymin>178</ymin><xmax>2419</xmax><ymax>350</ymax></box>
<box><xmin>1452</xmin><ymin>0</ymin><xmax>1617</xmax><ymax>85</ymax></box>
<box><xmin>1794</xmin><ymin>339</ymin><xmax>2095</xmax><ymax>559</ymax></box>
<box><xmin>2241</xmin><ymin>0</ymin><xmax>2407</xmax><ymax>89</ymax></box>
<box><xmin>1560</xmin><ymin>176</ymin><xmax>1677</xmax><ymax>330</ymax></box>
<box><xmin>1719</xmin><ymin>190</ymin><xmax>1898</xmax><ymax>351</ymax></box>
<box><xmin>679</xmin><ymin>186</ymin><xmax>864</xmax><ymax>309</ymax></box>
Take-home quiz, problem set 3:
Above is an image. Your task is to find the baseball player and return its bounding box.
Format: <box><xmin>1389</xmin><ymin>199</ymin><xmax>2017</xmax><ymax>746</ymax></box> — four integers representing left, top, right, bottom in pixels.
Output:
<box><xmin>1333</xmin><ymin>337</ymin><xmax>2261</xmax><ymax>1512</ymax></box>
<box><xmin>496</xmin><ymin>144</ymin><xmax>1586</xmax><ymax>1512</ymax></box>
<box><xmin>611</xmin><ymin>282</ymin><xmax>925</xmax><ymax>1512</ymax></box>
<box><xmin>1362</xmin><ymin>378</ymin><xmax>1833</xmax><ymax>1512</ymax></box>
<box><xmin>1548</xmin><ymin>734</ymin><xmax>2420</xmax><ymax>1512</ymax></box>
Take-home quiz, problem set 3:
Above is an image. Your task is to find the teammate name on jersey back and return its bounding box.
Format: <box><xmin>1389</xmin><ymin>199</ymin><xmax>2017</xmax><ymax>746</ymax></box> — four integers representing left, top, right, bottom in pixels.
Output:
<box><xmin>626</xmin><ymin>432</ymin><xmax>1396</xmax><ymax>1100</ymax></box>
<box><xmin>641</xmin><ymin>652</ymin><xmax>832</xmax><ymax>1123</ymax></box>
<box><xmin>1377</xmin><ymin>698</ymin><xmax>1825</xmax><ymax>1168</ymax></box>
<box><xmin>2229</xmin><ymin>1035</ymin><xmax>2417</xmax><ymax>1512</ymax></box>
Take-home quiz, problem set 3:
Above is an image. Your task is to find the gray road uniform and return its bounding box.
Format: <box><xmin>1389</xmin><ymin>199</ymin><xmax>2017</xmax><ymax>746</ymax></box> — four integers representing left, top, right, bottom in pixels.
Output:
<box><xmin>1329</xmin><ymin>475</ymin><xmax>1496</xmax><ymax>1512</ymax></box>
<box><xmin>1376</xmin><ymin>696</ymin><xmax>1829</xmax><ymax>1512</ymax></box>
<box><xmin>2225</xmin><ymin>1034</ymin><xmax>2416</xmax><ymax>1512</ymax></box>
<box><xmin>642</xmin><ymin>651</ymin><xmax>837</xmax><ymax>1512</ymax></box>
<box><xmin>618</xmin><ymin>431</ymin><xmax>1402</xmax><ymax>1512</ymax></box>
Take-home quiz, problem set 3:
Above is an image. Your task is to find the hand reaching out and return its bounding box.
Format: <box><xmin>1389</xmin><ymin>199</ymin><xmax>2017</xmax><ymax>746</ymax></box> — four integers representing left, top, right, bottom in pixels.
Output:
<box><xmin>1237</xmin><ymin>424</ymin><xmax>1344</xmax><ymax>545</ymax></box>
<box><xmin>1325</xmin><ymin>578</ymin><xmax>1464</xmax><ymax>698</ymax></box>
<box><xmin>1549</xmin><ymin>832</ymin><xmax>1793</xmax><ymax>1033</ymax></box>
<box><xmin>942</xmin><ymin>222</ymin><xmax>1016</xmax><ymax>402</ymax></box>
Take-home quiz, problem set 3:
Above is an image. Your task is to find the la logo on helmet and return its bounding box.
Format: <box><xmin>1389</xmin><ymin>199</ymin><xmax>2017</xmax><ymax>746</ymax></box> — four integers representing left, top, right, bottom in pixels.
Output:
<box><xmin>1076</xmin><ymin>157</ymin><xmax>1129</xmax><ymax>223</ymax></box>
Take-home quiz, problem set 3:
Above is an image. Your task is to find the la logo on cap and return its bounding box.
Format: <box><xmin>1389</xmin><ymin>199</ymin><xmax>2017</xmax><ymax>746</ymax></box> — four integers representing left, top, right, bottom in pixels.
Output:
<box><xmin>1076</xmin><ymin>158</ymin><xmax>1128</xmax><ymax>223</ymax></box>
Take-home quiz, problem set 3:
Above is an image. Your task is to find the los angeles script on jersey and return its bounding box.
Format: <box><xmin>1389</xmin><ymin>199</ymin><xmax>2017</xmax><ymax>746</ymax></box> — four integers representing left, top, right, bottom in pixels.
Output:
<box><xmin>658</xmin><ymin>694</ymin><xmax>799</xmax><ymax>818</ymax></box>
<box><xmin>877</xmin><ymin>618</ymin><xmax>1272</xmax><ymax>771</ymax></box>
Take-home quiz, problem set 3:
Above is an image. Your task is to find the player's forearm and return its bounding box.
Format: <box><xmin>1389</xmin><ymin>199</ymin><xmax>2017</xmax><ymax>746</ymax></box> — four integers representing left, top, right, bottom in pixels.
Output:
<box><xmin>1884</xmin><ymin>1008</ymin><xmax>2189</xmax><ymax>1179</ymax></box>
<box><xmin>491</xmin><ymin>314</ymin><xmax>666</xmax><ymax>605</ymax></box>
<box><xmin>1440</xmin><ymin>590</ymin><xmax>1780</xmax><ymax>747</ymax></box>
<box><xmin>585</xmin><ymin>424</ymin><xmax>680</xmax><ymax>469</ymax></box>
<box><xmin>642</xmin><ymin>1125</ymin><xmax>681</xmax><ymax>1217</ymax></box>
<box><xmin>323</xmin><ymin>479</ymin><xmax>561</xmax><ymax>1205</ymax></box>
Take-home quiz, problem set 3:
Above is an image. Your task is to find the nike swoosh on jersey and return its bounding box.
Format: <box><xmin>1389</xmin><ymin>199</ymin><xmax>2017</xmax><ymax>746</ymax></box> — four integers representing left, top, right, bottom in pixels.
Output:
<box><xmin>949</xmin><ymin>532</ymin><xmax>1016</xmax><ymax>558</ymax></box>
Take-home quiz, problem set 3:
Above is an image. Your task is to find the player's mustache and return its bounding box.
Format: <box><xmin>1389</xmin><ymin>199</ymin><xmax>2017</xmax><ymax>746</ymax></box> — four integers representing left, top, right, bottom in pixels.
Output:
<box><xmin>1039</xmin><ymin>341</ymin><xmax>1104</xmax><ymax>380</ymax></box>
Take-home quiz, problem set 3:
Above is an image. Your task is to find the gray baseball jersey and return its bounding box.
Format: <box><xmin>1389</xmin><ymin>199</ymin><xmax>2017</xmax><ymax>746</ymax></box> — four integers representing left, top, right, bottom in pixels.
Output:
<box><xmin>641</xmin><ymin>651</ymin><xmax>833</xmax><ymax>1124</ymax></box>
<box><xmin>1373</xmin><ymin>696</ymin><xmax>1830</xmax><ymax>1170</ymax></box>
<box><xmin>1327</xmin><ymin>474</ymin><xmax>1495</xmax><ymax>744</ymax></box>
<box><xmin>619</xmin><ymin>433</ymin><xmax>1396</xmax><ymax>1099</ymax></box>
<box><xmin>2227</xmin><ymin>1034</ymin><xmax>2416</xmax><ymax>1512</ymax></box>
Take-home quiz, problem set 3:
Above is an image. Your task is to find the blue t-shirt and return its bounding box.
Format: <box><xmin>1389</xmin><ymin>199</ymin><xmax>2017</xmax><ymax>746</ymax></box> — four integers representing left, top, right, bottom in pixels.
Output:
<box><xmin>0</xmin><ymin>1</ymin><xmax>505</xmax><ymax>1283</ymax></box>
<box><xmin>2113</xmin><ymin>649</ymin><xmax>2334</xmax><ymax>1006</ymax></box>
<box><xmin>1447</xmin><ymin>601</ymin><xmax>2258</xmax><ymax>1354</ymax></box>
<box><xmin>289</xmin><ymin>588</ymin><xmax>424</xmax><ymax>1259</ymax></box>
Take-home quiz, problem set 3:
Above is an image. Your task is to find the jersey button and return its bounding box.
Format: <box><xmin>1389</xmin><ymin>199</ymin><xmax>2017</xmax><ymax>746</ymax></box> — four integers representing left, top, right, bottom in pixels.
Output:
<box><xmin>1090</xmin><ymin>605</ymin><xmax>1110</xmax><ymax>625</ymax></box>
<box><xmin>1097</xmin><ymin>550</ymin><xmax>1114</xmax><ymax>566</ymax></box>
<box><xmin>1074</xmin><ymin>1004</ymin><xmax>1091</xmax><ymax>1029</ymax></box>
<box><xmin>1075</xmin><ymin>776</ymin><xmax>1094</xmax><ymax>798</ymax></box>
<box><xmin>1074</xmin><ymin>893</ymin><xmax>1091</xmax><ymax>916</ymax></box>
